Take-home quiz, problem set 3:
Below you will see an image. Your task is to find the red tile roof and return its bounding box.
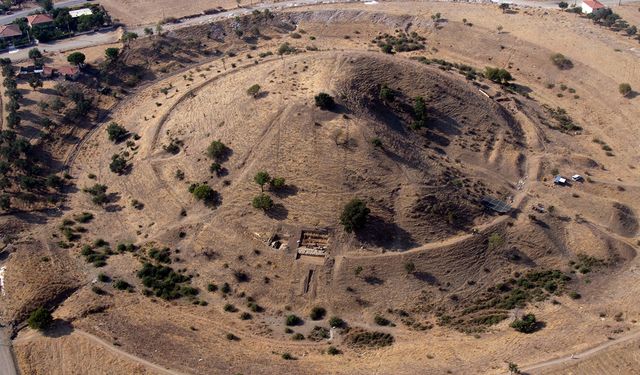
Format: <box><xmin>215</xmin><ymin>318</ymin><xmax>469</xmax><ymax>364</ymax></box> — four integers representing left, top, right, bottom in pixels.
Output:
<box><xmin>58</xmin><ymin>66</ymin><xmax>80</xmax><ymax>76</ymax></box>
<box><xmin>583</xmin><ymin>0</ymin><xmax>605</xmax><ymax>9</ymax></box>
<box><xmin>27</xmin><ymin>14</ymin><xmax>54</xmax><ymax>26</ymax></box>
<box><xmin>0</xmin><ymin>24</ymin><xmax>22</xmax><ymax>38</ymax></box>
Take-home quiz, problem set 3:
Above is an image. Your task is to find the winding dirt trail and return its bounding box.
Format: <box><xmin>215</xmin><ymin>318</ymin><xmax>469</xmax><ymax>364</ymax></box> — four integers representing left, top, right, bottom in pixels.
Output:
<box><xmin>518</xmin><ymin>329</ymin><xmax>640</xmax><ymax>374</ymax></box>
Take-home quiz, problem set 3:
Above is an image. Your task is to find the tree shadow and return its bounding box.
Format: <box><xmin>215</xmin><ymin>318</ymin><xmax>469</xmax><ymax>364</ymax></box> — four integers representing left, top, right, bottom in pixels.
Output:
<box><xmin>272</xmin><ymin>184</ymin><xmax>298</xmax><ymax>198</ymax></box>
<box><xmin>255</xmin><ymin>91</ymin><xmax>270</xmax><ymax>99</ymax></box>
<box><xmin>356</xmin><ymin>215</ymin><xmax>416</xmax><ymax>250</ymax></box>
<box><xmin>413</xmin><ymin>271</ymin><xmax>438</xmax><ymax>285</ymax></box>
<box><xmin>266</xmin><ymin>203</ymin><xmax>288</xmax><ymax>220</ymax></box>
<box><xmin>363</xmin><ymin>275</ymin><xmax>384</xmax><ymax>285</ymax></box>
<box><xmin>43</xmin><ymin>319</ymin><xmax>74</xmax><ymax>338</ymax></box>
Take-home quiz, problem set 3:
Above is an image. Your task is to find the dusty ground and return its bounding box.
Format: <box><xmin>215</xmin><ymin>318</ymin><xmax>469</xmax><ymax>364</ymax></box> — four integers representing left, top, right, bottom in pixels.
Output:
<box><xmin>2</xmin><ymin>1</ymin><xmax>640</xmax><ymax>374</ymax></box>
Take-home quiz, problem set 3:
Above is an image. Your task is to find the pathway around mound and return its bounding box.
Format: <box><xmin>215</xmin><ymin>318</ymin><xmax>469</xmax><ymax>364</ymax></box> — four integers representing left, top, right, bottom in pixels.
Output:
<box><xmin>516</xmin><ymin>328</ymin><xmax>640</xmax><ymax>374</ymax></box>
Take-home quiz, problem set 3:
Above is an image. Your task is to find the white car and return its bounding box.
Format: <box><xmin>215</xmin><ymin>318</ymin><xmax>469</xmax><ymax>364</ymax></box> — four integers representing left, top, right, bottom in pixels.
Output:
<box><xmin>571</xmin><ymin>175</ymin><xmax>584</xmax><ymax>182</ymax></box>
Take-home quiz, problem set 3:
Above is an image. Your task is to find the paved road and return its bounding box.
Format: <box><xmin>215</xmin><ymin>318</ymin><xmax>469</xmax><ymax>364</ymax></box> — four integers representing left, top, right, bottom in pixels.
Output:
<box><xmin>0</xmin><ymin>28</ymin><xmax>120</xmax><ymax>61</ymax></box>
<box><xmin>0</xmin><ymin>326</ymin><xmax>18</xmax><ymax>375</ymax></box>
<box><xmin>0</xmin><ymin>0</ymin><xmax>89</xmax><ymax>25</ymax></box>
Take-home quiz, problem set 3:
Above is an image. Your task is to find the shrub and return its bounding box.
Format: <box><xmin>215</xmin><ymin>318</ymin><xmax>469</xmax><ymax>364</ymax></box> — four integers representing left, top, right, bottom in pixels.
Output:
<box><xmin>74</xmin><ymin>212</ymin><xmax>94</xmax><ymax>223</ymax></box>
<box><xmin>510</xmin><ymin>313</ymin><xmax>540</xmax><ymax>333</ymax></box>
<box><xmin>329</xmin><ymin>316</ymin><xmax>345</xmax><ymax>328</ymax></box>
<box><xmin>207</xmin><ymin>283</ymin><xmax>217</xmax><ymax>292</ymax></box>
<box><xmin>285</xmin><ymin>314</ymin><xmax>302</xmax><ymax>326</ymax></box>
<box><xmin>374</xmin><ymin>315</ymin><xmax>391</xmax><ymax>326</ymax></box>
<box><xmin>224</xmin><ymin>303</ymin><xmax>237</xmax><ymax>312</ymax></box>
<box><xmin>105</xmin><ymin>47</ymin><xmax>119</xmax><ymax>60</ymax></box>
<box><xmin>327</xmin><ymin>346</ymin><xmax>341</xmax><ymax>355</ymax></box>
<box><xmin>106</xmin><ymin>123</ymin><xmax>128</xmax><ymax>143</ymax></box>
<box><xmin>281</xmin><ymin>353</ymin><xmax>295</xmax><ymax>360</ymax></box>
<box><xmin>484</xmin><ymin>67</ymin><xmax>513</xmax><ymax>84</ymax></box>
<box><xmin>92</xmin><ymin>286</ymin><xmax>106</xmax><ymax>295</ymax></box>
<box><xmin>252</xmin><ymin>193</ymin><xmax>273</xmax><ymax>211</ymax></box>
<box><xmin>379</xmin><ymin>85</ymin><xmax>394</xmax><ymax>101</ymax></box>
<box><xmin>340</xmin><ymin>198</ymin><xmax>370</xmax><ymax>233</ymax></box>
<box><xmin>113</xmin><ymin>280</ymin><xmax>131</xmax><ymax>290</ymax></box>
<box><xmin>226</xmin><ymin>333</ymin><xmax>239</xmax><ymax>340</ymax></box>
<box><xmin>97</xmin><ymin>273</ymin><xmax>110</xmax><ymax>282</ymax></box>
<box><xmin>371</xmin><ymin>138</ymin><xmax>383</xmax><ymax>148</ymax></box>
<box><xmin>404</xmin><ymin>261</ymin><xmax>415</xmax><ymax>274</ymax></box>
<box><xmin>277</xmin><ymin>42</ymin><xmax>296</xmax><ymax>55</ymax></box>
<box><xmin>240</xmin><ymin>312</ymin><xmax>252</xmax><ymax>320</ymax></box>
<box><xmin>310</xmin><ymin>306</ymin><xmax>326</xmax><ymax>320</ymax></box>
<box><xmin>109</xmin><ymin>154</ymin><xmax>128</xmax><ymax>174</ymax></box>
<box><xmin>221</xmin><ymin>282</ymin><xmax>231</xmax><ymax>294</ymax></box>
<box><xmin>247</xmin><ymin>84</ymin><xmax>261</xmax><ymax>97</ymax></box>
<box><xmin>291</xmin><ymin>333</ymin><xmax>305</xmax><ymax>340</ymax></box>
<box><xmin>619</xmin><ymin>83</ymin><xmax>632</xmax><ymax>97</ymax></box>
<box><xmin>550</xmin><ymin>53</ymin><xmax>573</xmax><ymax>70</ymax></box>
<box><xmin>314</xmin><ymin>92</ymin><xmax>335</xmax><ymax>110</ymax></box>
<box><xmin>207</xmin><ymin>140</ymin><xmax>227</xmax><ymax>160</ymax></box>
<box><xmin>569</xmin><ymin>291</ymin><xmax>581</xmax><ymax>299</ymax></box>
<box><xmin>27</xmin><ymin>308</ymin><xmax>53</xmax><ymax>330</ymax></box>
<box><xmin>83</xmin><ymin>184</ymin><xmax>109</xmax><ymax>205</ymax></box>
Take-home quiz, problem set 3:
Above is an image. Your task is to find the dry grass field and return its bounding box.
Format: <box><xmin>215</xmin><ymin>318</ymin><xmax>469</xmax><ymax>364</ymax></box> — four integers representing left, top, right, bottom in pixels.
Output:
<box><xmin>1</xmin><ymin>1</ymin><xmax>640</xmax><ymax>374</ymax></box>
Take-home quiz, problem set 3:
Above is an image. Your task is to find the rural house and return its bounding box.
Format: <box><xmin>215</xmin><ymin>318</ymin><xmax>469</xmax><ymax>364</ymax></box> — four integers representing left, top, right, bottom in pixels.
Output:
<box><xmin>26</xmin><ymin>14</ymin><xmax>54</xmax><ymax>28</ymax></box>
<box><xmin>0</xmin><ymin>24</ymin><xmax>23</xmax><ymax>41</ymax></box>
<box><xmin>580</xmin><ymin>0</ymin><xmax>605</xmax><ymax>14</ymax></box>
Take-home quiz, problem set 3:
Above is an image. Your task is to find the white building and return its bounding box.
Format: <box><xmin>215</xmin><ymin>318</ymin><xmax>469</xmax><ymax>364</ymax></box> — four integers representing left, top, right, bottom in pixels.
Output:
<box><xmin>69</xmin><ymin>8</ymin><xmax>93</xmax><ymax>18</ymax></box>
<box><xmin>580</xmin><ymin>0</ymin><xmax>605</xmax><ymax>14</ymax></box>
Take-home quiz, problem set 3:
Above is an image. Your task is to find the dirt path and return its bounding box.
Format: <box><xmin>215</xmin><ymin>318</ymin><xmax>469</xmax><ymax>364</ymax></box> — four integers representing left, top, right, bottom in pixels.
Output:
<box><xmin>73</xmin><ymin>330</ymin><xmax>186</xmax><ymax>375</ymax></box>
<box><xmin>0</xmin><ymin>326</ymin><xmax>18</xmax><ymax>375</ymax></box>
<box><xmin>519</xmin><ymin>329</ymin><xmax>640</xmax><ymax>374</ymax></box>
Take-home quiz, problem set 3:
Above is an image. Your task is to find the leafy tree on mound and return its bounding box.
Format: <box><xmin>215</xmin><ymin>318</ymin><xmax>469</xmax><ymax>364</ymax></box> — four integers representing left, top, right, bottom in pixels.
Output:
<box><xmin>314</xmin><ymin>92</ymin><xmax>335</xmax><ymax>110</ymax></box>
<box><xmin>28</xmin><ymin>48</ymin><xmax>42</xmax><ymax>63</ymax></box>
<box><xmin>28</xmin><ymin>307</ymin><xmax>52</xmax><ymax>331</ymax></box>
<box><xmin>207</xmin><ymin>140</ymin><xmax>227</xmax><ymax>160</ymax></box>
<box><xmin>510</xmin><ymin>313</ymin><xmax>540</xmax><ymax>333</ymax></box>
<box><xmin>340</xmin><ymin>198</ymin><xmax>370</xmax><ymax>233</ymax></box>
<box><xmin>252</xmin><ymin>193</ymin><xmax>273</xmax><ymax>211</ymax></box>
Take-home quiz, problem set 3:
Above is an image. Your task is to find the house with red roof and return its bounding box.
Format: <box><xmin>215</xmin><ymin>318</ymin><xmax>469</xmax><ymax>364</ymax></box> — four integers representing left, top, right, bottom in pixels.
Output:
<box><xmin>0</xmin><ymin>24</ymin><xmax>23</xmax><ymax>40</ymax></box>
<box><xmin>581</xmin><ymin>0</ymin><xmax>605</xmax><ymax>14</ymax></box>
<box><xmin>26</xmin><ymin>14</ymin><xmax>54</xmax><ymax>28</ymax></box>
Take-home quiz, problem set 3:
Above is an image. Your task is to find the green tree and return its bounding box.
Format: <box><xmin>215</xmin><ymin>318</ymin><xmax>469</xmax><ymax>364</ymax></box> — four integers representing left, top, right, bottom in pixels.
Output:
<box><xmin>144</xmin><ymin>27</ymin><xmax>153</xmax><ymax>36</ymax></box>
<box><xmin>67</xmin><ymin>52</ymin><xmax>86</xmax><ymax>67</ymax></box>
<box><xmin>121</xmin><ymin>32</ymin><xmax>139</xmax><ymax>44</ymax></box>
<box><xmin>106</xmin><ymin>122</ymin><xmax>128</xmax><ymax>143</ymax></box>
<box><xmin>109</xmin><ymin>154</ymin><xmax>127</xmax><ymax>174</ymax></box>
<box><xmin>27</xmin><ymin>307</ymin><xmax>53</xmax><ymax>331</ymax></box>
<box><xmin>192</xmin><ymin>184</ymin><xmax>216</xmax><ymax>202</ymax></box>
<box><xmin>484</xmin><ymin>67</ymin><xmax>513</xmax><ymax>85</ymax></box>
<box><xmin>28</xmin><ymin>48</ymin><xmax>42</xmax><ymax>63</ymax></box>
<box><xmin>105</xmin><ymin>47</ymin><xmax>119</xmax><ymax>61</ymax></box>
<box><xmin>254</xmin><ymin>171</ymin><xmax>271</xmax><ymax>191</ymax></box>
<box><xmin>38</xmin><ymin>0</ymin><xmax>53</xmax><ymax>11</ymax></box>
<box><xmin>558</xmin><ymin>1</ymin><xmax>568</xmax><ymax>9</ymax></box>
<box><xmin>29</xmin><ymin>75</ymin><xmax>43</xmax><ymax>91</ymax></box>
<box><xmin>510</xmin><ymin>313</ymin><xmax>540</xmax><ymax>333</ymax></box>
<box><xmin>271</xmin><ymin>177</ymin><xmax>285</xmax><ymax>189</ymax></box>
<box><xmin>252</xmin><ymin>193</ymin><xmax>273</xmax><ymax>211</ymax></box>
<box><xmin>340</xmin><ymin>198</ymin><xmax>370</xmax><ymax>233</ymax></box>
<box><xmin>207</xmin><ymin>140</ymin><xmax>227</xmax><ymax>160</ymax></box>
<box><xmin>314</xmin><ymin>92</ymin><xmax>335</xmax><ymax>110</ymax></box>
